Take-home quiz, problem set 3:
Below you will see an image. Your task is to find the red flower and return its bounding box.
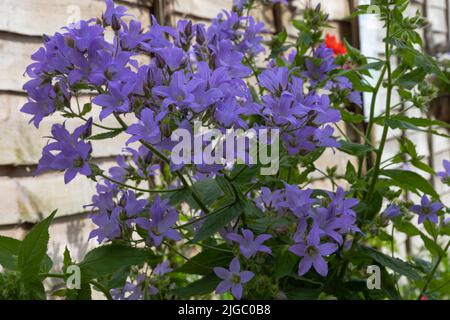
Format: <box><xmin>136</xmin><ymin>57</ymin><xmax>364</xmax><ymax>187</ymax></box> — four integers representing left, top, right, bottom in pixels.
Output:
<box><xmin>420</xmin><ymin>295</ymin><xmax>429</xmax><ymax>300</ymax></box>
<box><xmin>325</xmin><ymin>34</ymin><xmax>347</xmax><ymax>56</ymax></box>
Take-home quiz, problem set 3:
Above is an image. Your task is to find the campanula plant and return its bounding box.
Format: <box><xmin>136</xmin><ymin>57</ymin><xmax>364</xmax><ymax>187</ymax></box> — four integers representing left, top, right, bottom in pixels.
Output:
<box><xmin>0</xmin><ymin>0</ymin><xmax>449</xmax><ymax>300</ymax></box>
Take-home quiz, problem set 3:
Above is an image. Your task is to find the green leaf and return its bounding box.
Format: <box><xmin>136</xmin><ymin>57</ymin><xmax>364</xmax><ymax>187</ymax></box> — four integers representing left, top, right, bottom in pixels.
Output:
<box><xmin>395</xmin><ymin>68</ymin><xmax>426</xmax><ymax>89</ymax></box>
<box><xmin>87</xmin><ymin>129</ymin><xmax>123</xmax><ymax>141</ymax></box>
<box><xmin>345</xmin><ymin>161</ymin><xmax>357</xmax><ymax>183</ymax></box>
<box><xmin>0</xmin><ymin>236</ymin><xmax>21</xmax><ymax>270</ymax></box>
<box><xmin>274</xmin><ymin>246</ymin><xmax>298</xmax><ymax>279</ymax></box>
<box><xmin>175</xmin><ymin>244</ymin><xmax>233</xmax><ymax>275</ymax></box>
<box><xmin>381</xmin><ymin>169</ymin><xmax>439</xmax><ymax>199</ymax></box>
<box><xmin>80</xmin><ymin>103</ymin><xmax>92</xmax><ymax>116</ymax></box>
<box><xmin>360</xmin><ymin>246</ymin><xmax>420</xmax><ymax>280</ymax></box>
<box><xmin>394</xmin><ymin>221</ymin><xmax>421</xmax><ymax>237</ymax></box>
<box><xmin>66</xmin><ymin>282</ymin><xmax>92</xmax><ymax>300</ymax></box>
<box><xmin>171</xmin><ymin>274</ymin><xmax>220</xmax><ymax>297</ymax></box>
<box><xmin>78</xmin><ymin>244</ymin><xmax>150</xmax><ymax>281</ymax></box>
<box><xmin>341</xmin><ymin>109</ymin><xmax>365</xmax><ymax>124</ymax></box>
<box><xmin>18</xmin><ymin>210</ymin><xmax>56</xmax><ymax>280</ymax></box>
<box><xmin>193</xmin><ymin>203</ymin><xmax>242</xmax><ymax>242</ymax></box>
<box><xmin>338</xmin><ymin>141</ymin><xmax>373</xmax><ymax>157</ymax></box>
<box><xmin>285</xmin><ymin>288</ymin><xmax>321</xmax><ymax>300</ymax></box>
<box><xmin>419</xmin><ymin>233</ymin><xmax>445</xmax><ymax>257</ymax></box>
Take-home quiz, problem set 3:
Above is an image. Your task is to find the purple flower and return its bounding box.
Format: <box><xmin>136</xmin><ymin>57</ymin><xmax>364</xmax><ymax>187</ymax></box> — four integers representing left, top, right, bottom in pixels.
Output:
<box><xmin>134</xmin><ymin>196</ymin><xmax>181</xmax><ymax>247</ymax></box>
<box><xmin>89</xmin><ymin>187</ymin><xmax>147</xmax><ymax>243</ymax></box>
<box><xmin>21</xmin><ymin>80</ymin><xmax>66</xmax><ymax>128</ymax></box>
<box><xmin>92</xmin><ymin>81</ymin><xmax>134</xmax><ymax>120</ymax></box>
<box><xmin>227</xmin><ymin>229</ymin><xmax>272</xmax><ymax>259</ymax></box>
<box><xmin>259</xmin><ymin>67</ymin><xmax>290</xmax><ymax>94</ymax></box>
<box><xmin>437</xmin><ymin>160</ymin><xmax>450</xmax><ymax>184</ymax></box>
<box><xmin>110</xmin><ymin>274</ymin><xmax>157</xmax><ymax>300</ymax></box>
<box><xmin>214</xmin><ymin>98</ymin><xmax>246</xmax><ymax>128</ymax></box>
<box><xmin>154</xmin><ymin>260</ymin><xmax>173</xmax><ymax>276</ymax></box>
<box><xmin>314</xmin><ymin>125</ymin><xmax>340</xmax><ymax>148</ymax></box>
<box><xmin>213</xmin><ymin>257</ymin><xmax>254</xmax><ymax>300</ymax></box>
<box><xmin>126</xmin><ymin>108</ymin><xmax>165</xmax><ymax>145</ymax></box>
<box><xmin>381</xmin><ymin>204</ymin><xmax>402</xmax><ymax>220</ymax></box>
<box><xmin>289</xmin><ymin>224</ymin><xmax>338</xmax><ymax>276</ymax></box>
<box><xmin>36</xmin><ymin>120</ymin><xmax>92</xmax><ymax>184</ymax></box>
<box><xmin>303</xmin><ymin>45</ymin><xmax>336</xmax><ymax>85</ymax></box>
<box><xmin>89</xmin><ymin>210</ymin><xmax>121</xmax><ymax>243</ymax></box>
<box><xmin>279</xmin><ymin>185</ymin><xmax>315</xmax><ymax>218</ymax></box>
<box><xmin>409</xmin><ymin>195</ymin><xmax>443</xmax><ymax>224</ymax></box>
<box><xmin>152</xmin><ymin>71</ymin><xmax>196</xmax><ymax>110</ymax></box>
<box><xmin>103</xmin><ymin>0</ymin><xmax>129</xmax><ymax>26</ymax></box>
<box><xmin>257</xmin><ymin>187</ymin><xmax>284</xmax><ymax>211</ymax></box>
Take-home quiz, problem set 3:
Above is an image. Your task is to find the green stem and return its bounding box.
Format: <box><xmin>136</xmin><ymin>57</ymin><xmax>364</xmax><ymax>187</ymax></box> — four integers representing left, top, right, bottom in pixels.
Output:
<box><xmin>418</xmin><ymin>240</ymin><xmax>450</xmax><ymax>299</ymax></box>
<box><xmin>98</xmin><ymin>173</ymin><xmax>184</xmax><ymax>194</ymax></box>
<box><xmin>365</xmin><ymin>16</ymin><xmax>393</xmax><ymax>203</ymax></box>
<box><xmin>112</xmin><ymin>114</ymin><xmax>210</xmax><ymax>214</ymax></box>
<box><xmin>357</xmin><ymin>65</ymin><xmax>387</xmax><ymax>179</ymax></box>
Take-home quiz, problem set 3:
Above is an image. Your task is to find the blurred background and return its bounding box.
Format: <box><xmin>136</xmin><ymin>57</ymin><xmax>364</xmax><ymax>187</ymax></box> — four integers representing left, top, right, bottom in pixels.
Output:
<box><xmin>0</xmin><ymin>0</ymin><xmax>449</xmax><ymax>278</ymax></box>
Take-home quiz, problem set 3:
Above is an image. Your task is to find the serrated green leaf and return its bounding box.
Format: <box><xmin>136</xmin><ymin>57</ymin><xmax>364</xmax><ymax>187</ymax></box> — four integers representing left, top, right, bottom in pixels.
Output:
<box><xmin>360</xmin><ymin>246</ymin><xmax>420</xmax><ymax>280</ymax></box>
<box><xmin>18</xmin><ymin>210</ymin><xmax>56</xmax><ymax>280</ymax></box>
<box><xmin>0</xmin><ymin>236</ymin><xmax>21</xmax><ymax>270</ymax></box>
<box><xmin>381</xmin><ymin>169</ymin><xmax>439</xmax><ymax>199</ymax></box>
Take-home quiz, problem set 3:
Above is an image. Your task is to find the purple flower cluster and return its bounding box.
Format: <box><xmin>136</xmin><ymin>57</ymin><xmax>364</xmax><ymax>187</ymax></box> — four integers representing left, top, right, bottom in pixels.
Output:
<box><xmin>23</xmin><ymin>0</ymin><xmax>352</xmax><ymax>184</ymax></box>
<box><xmin>37</xmin><ymin>120</ymin><xmax>93</xmax><ymax>183</ymax></box>
<box><xmin>22</xmin><ymin>0</ymin><xmax>368</xmax><ymax>300</ymax></box>
<box><xmin>258</xmin><ymin>185</ymin><xmax>360</xmax><ymax>276</ymax></box>
<box><xmin>88</xmin><ymin>179</ymin><xmax>180</xmax><ymax>246</ymax></box>
<box><xmin>110</xmin><ymin>260</ymin><xmax>172</xmax><ymax>300</ymax></box>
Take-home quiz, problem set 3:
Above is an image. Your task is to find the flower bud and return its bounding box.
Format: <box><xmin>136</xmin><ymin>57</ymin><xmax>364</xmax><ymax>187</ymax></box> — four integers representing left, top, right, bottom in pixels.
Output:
<box><xmin>111</xmin><ymin>15</ymin><xmax>121</xmax><ymax>32</ymax></box>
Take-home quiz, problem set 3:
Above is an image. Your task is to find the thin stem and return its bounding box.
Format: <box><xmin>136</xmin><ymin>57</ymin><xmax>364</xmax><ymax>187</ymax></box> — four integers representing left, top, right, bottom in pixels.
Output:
<box><xmin>418</xmin><ymin>240</ymin><xmax>450</xmax><ymax>299</ymax></box>
<box><xmin>175</xmin><ymin>203</ymin><xmax>234</xmax><ymax>230</ymax></box>
<box><xmin>98</xmin><ymin>173</ymin><xmax>184</xmax><ymax>194</ymax></box>
<box><xmin>358</xmin><ymin>65</ymin><xmax>387</xmax><ymax>179</ymax></box>
<box><xmin>112</xmin><ymin>113</ymin><xmax>210</xmax><ymax>213</ymax></box>
<box><xmin>365</xmin><ymin>16</ymin><xmax>393</xmax><ymax>203</ymax></box>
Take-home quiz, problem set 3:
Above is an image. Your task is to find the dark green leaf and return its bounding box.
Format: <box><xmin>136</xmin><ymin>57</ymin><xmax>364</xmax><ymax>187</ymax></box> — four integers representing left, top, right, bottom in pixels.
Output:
<box><xmin>360</xmin><ymin>246</ymin><xmax>420</xmax><ymax>280</ymax></box>
<box><xmin>0</xmin><ymin>236</ymin><xmax>21</xmax><ymax>270</ymax></box>
<box><xmin>78</xmin><ymin>245</ymin><xmax>150</xmax><ymax>281</ymax></box>
<box><xmin>193</xmin><ymin>203</ymin><xmax>242</xmax><ymax>242</ymax></box>
<box><xmin>338</xmin><ymin>141</ymin><xmax>373</xmax><ymax>157</ymax></box>
<box><xmin>175</xmin><ymin>244</ymin><xmax>233</xmax><ymax>275</ymax></box>
<box><xmin>18</xmin><ymin>210</ymin><xmax>56</xmax><ymax>280</ymax></box>
<box><xmin>381</xmin><ymin>169</ymin><xmax>439</xmax><ymax>198</ymax></box>
<box><xmin>171</xmin><ymin>274</ymin><xmax>220</xmax><ymax>297</ymax></box>
<box><xmin>87</xmin><ymin>130</ymin><xmax>123</xmax><ymax>141</ymax></box>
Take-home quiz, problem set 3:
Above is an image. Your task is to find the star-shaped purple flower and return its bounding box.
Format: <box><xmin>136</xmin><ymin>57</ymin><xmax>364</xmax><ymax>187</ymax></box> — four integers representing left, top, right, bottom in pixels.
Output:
<box><xmin>437</xmin><ymin>160</ymin><xmax>450</xmax><ymax>185</ymax></box>
<box><xmin>227</xmin><ymin>229</ymin><xmax>272</xmax><ymax>259</ymax></box>
<box><xmin>213</xmin><ymin>257</ymin><xmax>254</xmax><ymax>300</ymax></box>
<box><xmin>289</xmin><ymin>224</ymin><xmax>338</xmax><ymax>277</ymax></box>
<box><xmin>409</xmin><ymin>195</ymin><xmax>443</xmax><ymax>224</ymax></box>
